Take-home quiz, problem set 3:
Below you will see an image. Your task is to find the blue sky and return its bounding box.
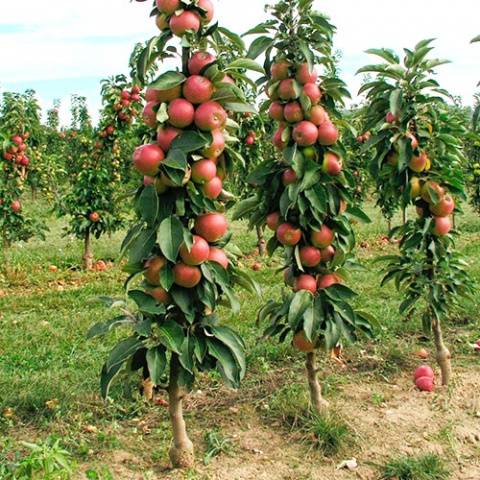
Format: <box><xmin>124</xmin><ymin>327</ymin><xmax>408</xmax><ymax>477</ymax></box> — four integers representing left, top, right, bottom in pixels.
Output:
<box><xmin>1</xmin><ymin>0</ymin><xmax>479</xmax><ymax>125</ymax></box>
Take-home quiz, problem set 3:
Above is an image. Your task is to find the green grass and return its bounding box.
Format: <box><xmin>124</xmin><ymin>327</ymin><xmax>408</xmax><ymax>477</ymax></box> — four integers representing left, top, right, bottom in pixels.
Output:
<box><xmin>380</xmin><ymin>453</ymin><xmax>450</xmax><ymax>480</ymax></box>
<box><xmin>1</xmin><ymin>197</ymin><xmax>480</xmax><ymax>476</ymax></box>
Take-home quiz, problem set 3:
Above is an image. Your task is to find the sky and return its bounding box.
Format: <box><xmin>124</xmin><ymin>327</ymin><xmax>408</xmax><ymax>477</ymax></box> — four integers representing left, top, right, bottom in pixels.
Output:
<box><xmin>1</xmin><ymin>0</ymin><xmax>479</xmax><ymax>125</ymax></box>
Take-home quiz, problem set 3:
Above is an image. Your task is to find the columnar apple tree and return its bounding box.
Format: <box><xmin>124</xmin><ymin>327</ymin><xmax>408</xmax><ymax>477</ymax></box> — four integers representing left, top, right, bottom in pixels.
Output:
<box><xmin>359</xmin><ymin>40</ymin><xmax>473</xmax><ymax>385</ymax></box>
<box><xmin>89</xmin><ymin>0</ymin><xmax>259</xmax><ymax>468</ymax></box>
<box><xmin>237</xmin><ymin>0</ymin><xmax>373</xmax><ymax>411</ymax></box>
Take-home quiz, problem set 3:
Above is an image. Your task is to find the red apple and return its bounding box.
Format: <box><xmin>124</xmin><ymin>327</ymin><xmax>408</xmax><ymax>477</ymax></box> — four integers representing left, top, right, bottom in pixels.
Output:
<box><xmin>294</xmin><ymin>274</ymin><xmax>317</xmax><ymax>293</ymax></box>
<box><xmin>269</xmin><ymin>101</ymin><xmax>284</xmax><ymax>121</ymax></box>
<box><xmin>317</xmin><ymin>273</ymin><xmax>340</xmax><ymax>289</ymax></box>
<box><xmin>133</xmin><ymin>144</ymin><xmax>165</xmax><ymax>176</ymax></box>
<box><xmin>191</xmin><ymin>159</ymin><xmax>217</xmax><ymax>184</ymax></box>
<box><xmin>266</xmin><ymin>212</ymin><xmax>280</xmax><ymax>231</ymax></box>
<box><xmin>320</xmin><ymin>245</ymin><xmax>335</xmax><ymax>263</ymax></box>
<box><xmin>146</xmin><ymin>85</ymin><xmax>181</xmax><ymax>103</ymax></box>
<box><xmin>409</xmin><ymin>152</ymin><xmax>429</xmax><ymax>173</ymax></box>
<box><xmin>188</xmin><ymin>51</ymin><xmax>216</xmax><ymax>75</ymax></box>
<box><xmin>146</xmin><ymin>287</ymin><xmax>171</xmax><ymax>305</ymax></box>
<box><xmin>433</xmin><ymin>216</ymin><xmax>452</xmax><ymax>236</ymax></box>
<box><xmin>194</xmin><ymin>101</ymin><xmax>227</xmax><ymax>131</ymax></box>
<box><xmin>272</xmin><ymin>124</ymin><xmax>288</xmax><ymax>149</ymax></box>
<box><xmin>276</xmin><ymin>223</ymin><xmax>302</xmax><ymax>246</ymax></box>
<box><xmin>198</xmin><ymin>0</ymin><xmax>214</xmax><ymax>22</ymax></box>
<box><xmin>208</xmin><ymin>247</ymin><xmax>229</xmax><ymax>269</ymax></box>
<box><xmin>292</xmin><ymin>121</ymin><xmax>318</xmax><ymax>147</ymax></box>
<box><xmin>416</xmin><ymin>376</ymin><xmax>435</xmax><ymax>392</ymax></box>
<box><xmin>311</xmin><ymin>225</ymin><xmax>334</xmax><ymax>248</ymax></box>
<box><xmin>202</xmin><ymin>129</ymin><xmax>225</xmax><ymax>158</ymax></box>
<box><xmin>11</xmin><ymin>135</ymin><xmax>23</xmax><ymax>146</ymax></box>
<box><xmin>308</xmin><ymin>105</ymin><xmax>329</xmax><ymax>126</ymax></box>
<box><xmin>385</xmin><ymin>112</ymin><xmax>397</xmax><ymax>123</ymax></box>
<box><xmin>421</xmin><ymin>181</ymin><xmax>445</xmax><ymax>204</ymax></box>
<box><xmin>89</xmin><ymin>212</ymin><xmax>100</xmax><ymax>223</ymax></box>
<box><xmin>271</xmin><ymin>61</ymin><xmax>291</xmax><ymax>81</ymax></box>
<box><xmin>183</xmin><ymin>75</ymin><xmax>214</xmax><ymax>104</ymax></box>
<box><xmin>202</xmin><ymin>177</ymin><xmax>223</xmax><ymax>199</ymax></box>
<box><xmin>296</xmin><ymin>63</ymin><xmax>318</xmax><ymax>84</ymax></box>
<box><xmin>414</xmin><ymin>365</ymin><xmax>434</xmax><ymax>381</ymax></box>
<box><xmin>179</xmin><ymin>235</ymin><xmax>210</xmax><ymax>265</ymax></box>
<box><xmin>299</xmin><ymin>246</ymin><xmax>322</xmax><ymax>267</ymax></box>
<box><xmin>173</xmin><ymin>263</ymin><xmax>202</xmax><ymax>288</ymax></box>
<box><xmin>170</xmin><ymin>10</ymin><xmax>201</xmax><ymax>37</ymax></box>
<box><xmin>322</xmin><ymin>152</ymin><xmax>343</xmax><ymax>176</ymax></box>
<box><xmin>157</xmin><ymin>126</ymin><xmax>181</xmax><ymax>152</ymax></box>
<box><xmin>284</xmin><ymin>102</ymin><xmax>304</xmax><ymax>123</ymax></box>
<box><xmin>278</xmin><ymin>79</ymin><xmax>299</xmax><ymax>101</ymax></box>
<box><xmin>282</xmin><ymin>168</ymin><xmax>298</xmax><ymax>186</ymax></box>
<box><xmin>11</xmin><ymin>200</ymin><xmax>21</xmax><ymax>213</ymax></box>
<box><xmin>168</xmin><ymin>98</ymin><xmax>195</xmax><ymax>128</ymax></box>
<box><xmin>317</xmin><ymin>121</ymin><xmax>339</xmax><ymax>146</ymax></box>
<box><xmin>303</xmin><ymin>83</ymin><xmax>321</xmax><ymax>104</ymax></box>
<box><xmin>431</xmin><ymin>195</ymin><xmax>454</xmax><ymax>217</ymax></box>
<box><xmin>144</xmin><ymin>256</ymin><xmax>167</xmax><ymax>285</ymax></box>
<box><xmin>194</xmin><ymin>212</ymin><xmax>228</xmax><ymax>242</ymax></box>
<box><xmin>156</xmin><ymin>0</ymin><xmax>180</xmax><ymax>15</ymax></box>
<box><xmin>142</xmin><ymin>101</ymin><xmax>158</xmax><ymax>128</ymax></box>
<box><xmin>245</xmin><ymin>136</ymin><xmax>255</xmax><ymax>146</ymax></box>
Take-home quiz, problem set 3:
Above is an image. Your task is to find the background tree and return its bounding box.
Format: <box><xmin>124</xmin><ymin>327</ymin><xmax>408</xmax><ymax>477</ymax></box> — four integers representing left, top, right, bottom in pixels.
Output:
<box><xmin>90</xmin><ymin>0</ymin><xmax>260</xmax><ymax>468</ymax></box>
<box><xmin>236</xmin><ymin>0</ymin><xmax>374</xmax><ymax>412</ymax></box>
<box><xmin>359</xmin><ymin>40</ymin><xmax>473</xmax><ymax>385</ymax></box>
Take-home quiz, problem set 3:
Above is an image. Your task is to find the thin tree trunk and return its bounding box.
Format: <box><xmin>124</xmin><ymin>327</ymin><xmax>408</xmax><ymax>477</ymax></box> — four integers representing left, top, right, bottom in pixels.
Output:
<box><xmin>82</xmin><ymin>228</ymin><xmax>93</xmax><ymax>270</ymax></box>
<box><xmin>452</xmin><ymin>212</ymin><xmax>456</xmax><ymax>230</ymax></box>
<box><xmin>402</xmin><ymin>208</ymin><xmax>407</xmax><ymax>225</ymax></box>
<box><xmin>387</xmin><ymin>218</ymin><xmax>392</xmax><ymax>232</ymax></box>
<box><xmin>256</xmin><ymin>225</ymin><xmax>266</xmax><ymax>256</ymax></box>
<box><xmin>432</xmin><ymin>319</ymin><xmax>451</xmax><ymax>386</ymax></box>
<box><xmin>306</xmin><ymin>352</ymin><xmax>329</xmax><ymax>412</ymax></box>
<box><xmin>168</xmin><ymin>354</ymin><xmax>194</xmax><ymax>468</ymax></box>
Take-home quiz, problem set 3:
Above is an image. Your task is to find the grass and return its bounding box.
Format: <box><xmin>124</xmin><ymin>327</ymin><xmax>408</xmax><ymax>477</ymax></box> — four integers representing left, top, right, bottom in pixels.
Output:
<box><xmin>0</xmin><ymin>197</ymin><xmax>479</xmax><ymax>477</ymax></box>
<box><xmin>380</xmin><ymin>453</ymin><xmax>450</xmax><ymax>480</ymax></box>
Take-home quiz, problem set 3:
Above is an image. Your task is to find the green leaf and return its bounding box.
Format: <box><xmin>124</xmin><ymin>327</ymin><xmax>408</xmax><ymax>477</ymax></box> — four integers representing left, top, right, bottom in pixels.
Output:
<box><xmin>128</xmin><ymin>228</ymin><xmax>157</xmax><ymax>264</ymax></box>
<box><xmin>137</xmin><ymin>186</ymin><xmax>158</xmax><ymax>226</ymax></box>
<box><xmin>158</xmin><ymin>320</ymin><xmax>184</xmax><ymax>354</ymax></box>
<box><xmin>87</xmin><ymin>316</ymin><xmax>132</xmax><ymax>338</ymax></box>
<box><xmin>225</xmin><ymin>58</ymin><xmax>265</xmax><ymax>74</ymax></box>
<box><xmin>163</xmin><ymin>149</ymin><xmax>188</xmax><ymax>170</ymax></box>
<box><xmin>128</xmin><ymin>290</ymin><xmax>165</xmax><ymax>315</ymax></box>
<box><xmin>106</xmin><ymin>337</ymin><xmax>144</xmax><ymax>371</ymax></box>
<box><xmin>100</xmin><ymin>361</ymin><xmax>123</xmax><ymax>399</ymax></box>
<box><xmin>247</xmin><ymin>36</ymin><xmax>273</xmax><ymax>59</ymax></box>
<box><xmin>471</xmin><ymin>35</ymin><xmax>480</xmax><ymax>43</ymax></box>
<box><xmin>158</xmin><ymin>217</ymin><xmax>184</xmax><ymax>262</ymax></box>
<box><xmin>146</xmin><ymin>346</ymin><xmax>167</xmax><ymax>385</ymax></box>
<box><xmin>389</xmin><ymin>89</ymin><xmax>403</xmax><ymax>116</ymax></box>
<box><xmin>288</xmin><ymin>290</ymin><xmax>313</xmax><ymax>329</ymax></box>
<box><xmin>170</xmin><ymin>130</ymin><xmax>209</xmax><ymax>152</ymax></box>
<box><xmin>149</xmin><ymin>70</ymin><xmax>186</xmax><ymax>90</ymax></box>
<box><xmin>210</xmin><ymin>326</ymin><xmax>246</xmax><ymax>379</ymax></box>
<box><xmin>365</xmin><ymin>48</ymin><xmax>400</xmax><ymax>64</ymax></box>
<box><xmin>206</xmin><ymin>338</ymin><xmax>241</xmax><ymax>388</ymax></box>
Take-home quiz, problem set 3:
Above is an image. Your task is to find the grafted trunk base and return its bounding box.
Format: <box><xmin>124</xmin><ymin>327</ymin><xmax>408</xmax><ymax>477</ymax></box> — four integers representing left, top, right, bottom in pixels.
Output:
<box><xmin>306</xmin><ymin>352</ymin><xmax>329</xmax><ymax>412</ymax></box>
<box><xmin>432</xmin><ymin>320</ymin><xmax>452</xmax><ymax>386</ymax></box>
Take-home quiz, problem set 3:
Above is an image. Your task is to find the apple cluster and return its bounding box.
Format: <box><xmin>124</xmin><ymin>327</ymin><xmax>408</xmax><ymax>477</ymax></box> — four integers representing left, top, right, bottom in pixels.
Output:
<box><xmin>2</xmin><ymin>133</ymin><xmax>30</xmax><ymax>168</ymax></box>
<box><xmin>265</xmin><ymin>60</ymin><xmax>346</xmax><ymax>301</ymax></box>
<box><xmin>385</xmin><ymin>114</ymin><xmax>455</xmax><ymax>236</ymax></box>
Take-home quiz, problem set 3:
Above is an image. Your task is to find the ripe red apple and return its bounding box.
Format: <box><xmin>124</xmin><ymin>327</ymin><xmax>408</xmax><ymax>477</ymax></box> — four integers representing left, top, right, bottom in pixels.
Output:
<box><xmin>89</xmin><ymin>212</ymin><xmax>100</xmax><ymax>223</ymax></box>
<box><xmin>294</xmin><ymin>274</ymin><xmax>317</xmax><ymax>293</ymax></box>
<box><xmin>203</xmin><ymin>129</ymin><xmax>225</xmax><ymax>158</ymax></box>
<box><xmin>144</xmin><ymin>256</ymin><xmax>167</xmax><ymax>285</ymax></box>
<box><xmin>202</xmin><ymin>177</ymin><xmax>223</xmax><ymax>199</ymax></box>
<box><xmin>266</xmin><ymin>212</ymin><xmax>280</xmax><ymax>231</ymax></box>
<box><xmin>245</xmin><ymin>136</ymin><xmax>255</xmax><ymax>146</ymax></box>
<box><xmin>20</xmin><ymin>156</ymin><xmax>29</xmax><ymax>166</ymax></box>
<box><xmin>322</xmin><ymin>152</ymin><xmax>343</xmax><ymax>176</ymax></box>
<box><xmin>296</xmin><ymin>63</ymin><xmax>318</xmax><ymax>84</ymax></box>
<box><xmin>168</xmin><ymin>98</ymin><xmax>195</xmax><ymax>128</ymax></box>
<box><xmin>146</xmin><ymin>287</ymin><xmax>171</xmax><ymax>305</ymax></box>
<box><xmin>292</xmin><ymin>121</ymin><xmax>318</xmax><ymax>147</ymax></box>
<box><xmin>317</xmin><ymin>273</ymin><xmax>340</xmax><ymax>289</ymax></box>
<box><xmin>156</xmin><ymin>0</ymin><xmax>180</xmax><ymax>15</ymax></box>
<box><xmin>317</xmin><ymin>121</ymin><xmax>339</xmax><ymax>146</ymax></box>
<box><xmin>11</xmin><ymin>200</ymin><xmax>21</xmax><ymax>213</ymax></box>
<box><xmin>208</xmin><ymin>247</ymin><xmax>229</xmax><ymax>268</ymax></box>
<box><xmin>179</xmin><ymin>235</ymin><xmax>210</xmax><ymax>265</ymax></box>
<box><xmin>272</xmin><ymin>124</ymin><xmax>288</xmax><ymax>149</ymax></box>
<box><xmin>282</xmin><ymin>168</ymin><xmax>298</xmax><ymax>186</ymax></box>
<box><xmin>385</xmin><ymin>112</ymin><xmax>397</xmax><ymax>123</ymax></box>
<box><xmin>133</xmin><ymin>144</ymin><xmax>165</xmax><ymax>176</ymax></box>
<box><xmin>183</xmin><ymin>75</ymin><xmax>214</xmax><ymax>104</ymax></box>
<box><xmin>431</xmin><ymin>195</ymin><xmax>455</xmax><ymax>217</ymax></box>
<box><xmin>198</xmin><ymin>0</ymin><xmax>214</xmax><ymax>22</ymax></box>
<box><xmin>173</xmin><ymin>263</ymin><xmax>202</xmax><ymax>288</ymax></box>
<box><xmin>299</xmin><ymin>246</ymin><xmax>322</xmax><ymax>267</ymax></box>
<box><xmin>276</xmin><ymin>223</ymin><xmax>302</xmax><ymax>246</ymax></box>
<box><xmin>194</xmin><ymin>101</ymin><xmax>227</xmax><ymax>131</ymax></box>
<box><xmin>170</xmin><ymin>11</ymin><xmax>201</xmax><ymax>36</ymax></box>
<box><xmin>11</xmin><ymin>135</ymin><xmax>23</xmax><ymax>146</ymax></box>
<box><xmin>3</xmin><ymin>152</ymin><xmax>13</xmax><ymax>161</ymax></box>
<box><xmin>157</xmin><ymin>126</ymin><xmax>181</xmax><ymax>152</ymax></box>
<box><xmin>433</xmin><ymin>216</ymin><xmax>452</xmax><ymax>236</ymax></box>
<box><xmin>311</xmin><ymin>225</ymin><xmax>334</xmax><ymax>248</ymax></box>
<box><xmin>146</xmin><ymin>85</ymin><xmax>181</xmax><ymax>103</ymax></box>
<box><xmin>414</xmin><ymin>365</ymin><xmax>434</xmax><ymax>381</ymax></box>
<box><xmin>142</xmin><ymin>101</ymin><xmax>158</xmax><ymax>128</ymax></box>
<box><xmin>269</xmin><ymin>101</ymin><xmax>284</xmax><ymax>121</ymax></box>
<box><xmin>303</xmin><ymin>83</ymin><xmax>321</xmax><ymax>104</ymax></box>
<box><xmin>271</xmin><ymin>61</ymin><xmax>291</xmax><ymax>81</ymax></box>
<box><xmin>416</xmin><ymin>376</ymin><xmax>435</xmax><ymax>392</ymax></box>
<box><xmin>191</xmin><ymin>159</ymin><xmax>217</xmax><ymax>184</ymax></box>
<box><xmin>194</xmin><ymin>212</ymin><xmax>228</xmax><ymax>242</ymax></box>
<box><xmin>278</xmin><ymin>79</ymin><xmax>299</xmax><ymax>101</ymax></box>
<box><xmin>421</xmin><ymin>181</ymin><xmax>445</xmax><ymax>204</ymax></box>
<box><xmin>188</xmin><ymin>51</ymin><xmax>216</xmax><ymax>75</ymax></box>
<box><xmin>308</xmin><ymin>105</ymin><xmax>329</xmax><ymax>126</ymax></box>
<box><xmin>284</xmin><ymin>102</ymin><xmax>304</xmax><ymax>123</ymax></box>
<box><xmin>409</xmin><ymin>152</ymin><xmax>429</xmax><ymax>173</ymax></box>
<box><xmin>320</xmin><ymin>245</ymin><xmax>335</xmax><ymax>263</ymax></box>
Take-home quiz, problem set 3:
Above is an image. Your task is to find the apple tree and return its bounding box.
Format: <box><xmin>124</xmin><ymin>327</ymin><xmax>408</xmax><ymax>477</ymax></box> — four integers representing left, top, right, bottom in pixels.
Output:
<box><xmin>235</xmin><ymin>0</ymin><xmax>374</xmax><ymax>412</ymax></box>
<box><xmin>89</xmin><ymin>0</ymin><xmax>260</xmax><ymax>468</ymax></box>
<box><xmin>359</xmin><ymin>40</ymin><xmax>473</xmax><ymax>385</ymax></box>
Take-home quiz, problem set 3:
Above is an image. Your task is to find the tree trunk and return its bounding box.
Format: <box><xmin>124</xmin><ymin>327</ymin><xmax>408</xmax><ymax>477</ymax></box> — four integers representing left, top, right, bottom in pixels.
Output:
<box><xmin>82</xmin><ymin>228</ymin><xmax>93</xmax><ymax>270</ymax></box>
<box><xmin>387</xmin><ymin>218</ymin><xmax>392</xmax><ymax>232</ymax></box>
<box><xmin>168</xmin><ymin>355</ymin><xmax>194</xmax><ymax>468</ymax></box>
<box><xmin>306</xmin><ymin>352</ymin><xmax>329</xmax><ymax>412</ymax></box>
<box><xmin>452</xmin><ymin>213</ymin><xmax>456</xmax><ymax>230</ymax></box>
<box><xmin>256</xmin><ymin>225</ymin><xmax>266</xmax><ymax>256</ymax></box>
<box><xmin>402</xmin><ymin>208</ymin><xmax>407</xmax><ymax>225</ymax></box>
<box><xmin>432</xmin><ymin>319</ymin><xmax>452</xmax><ymax>386</ymax></box>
